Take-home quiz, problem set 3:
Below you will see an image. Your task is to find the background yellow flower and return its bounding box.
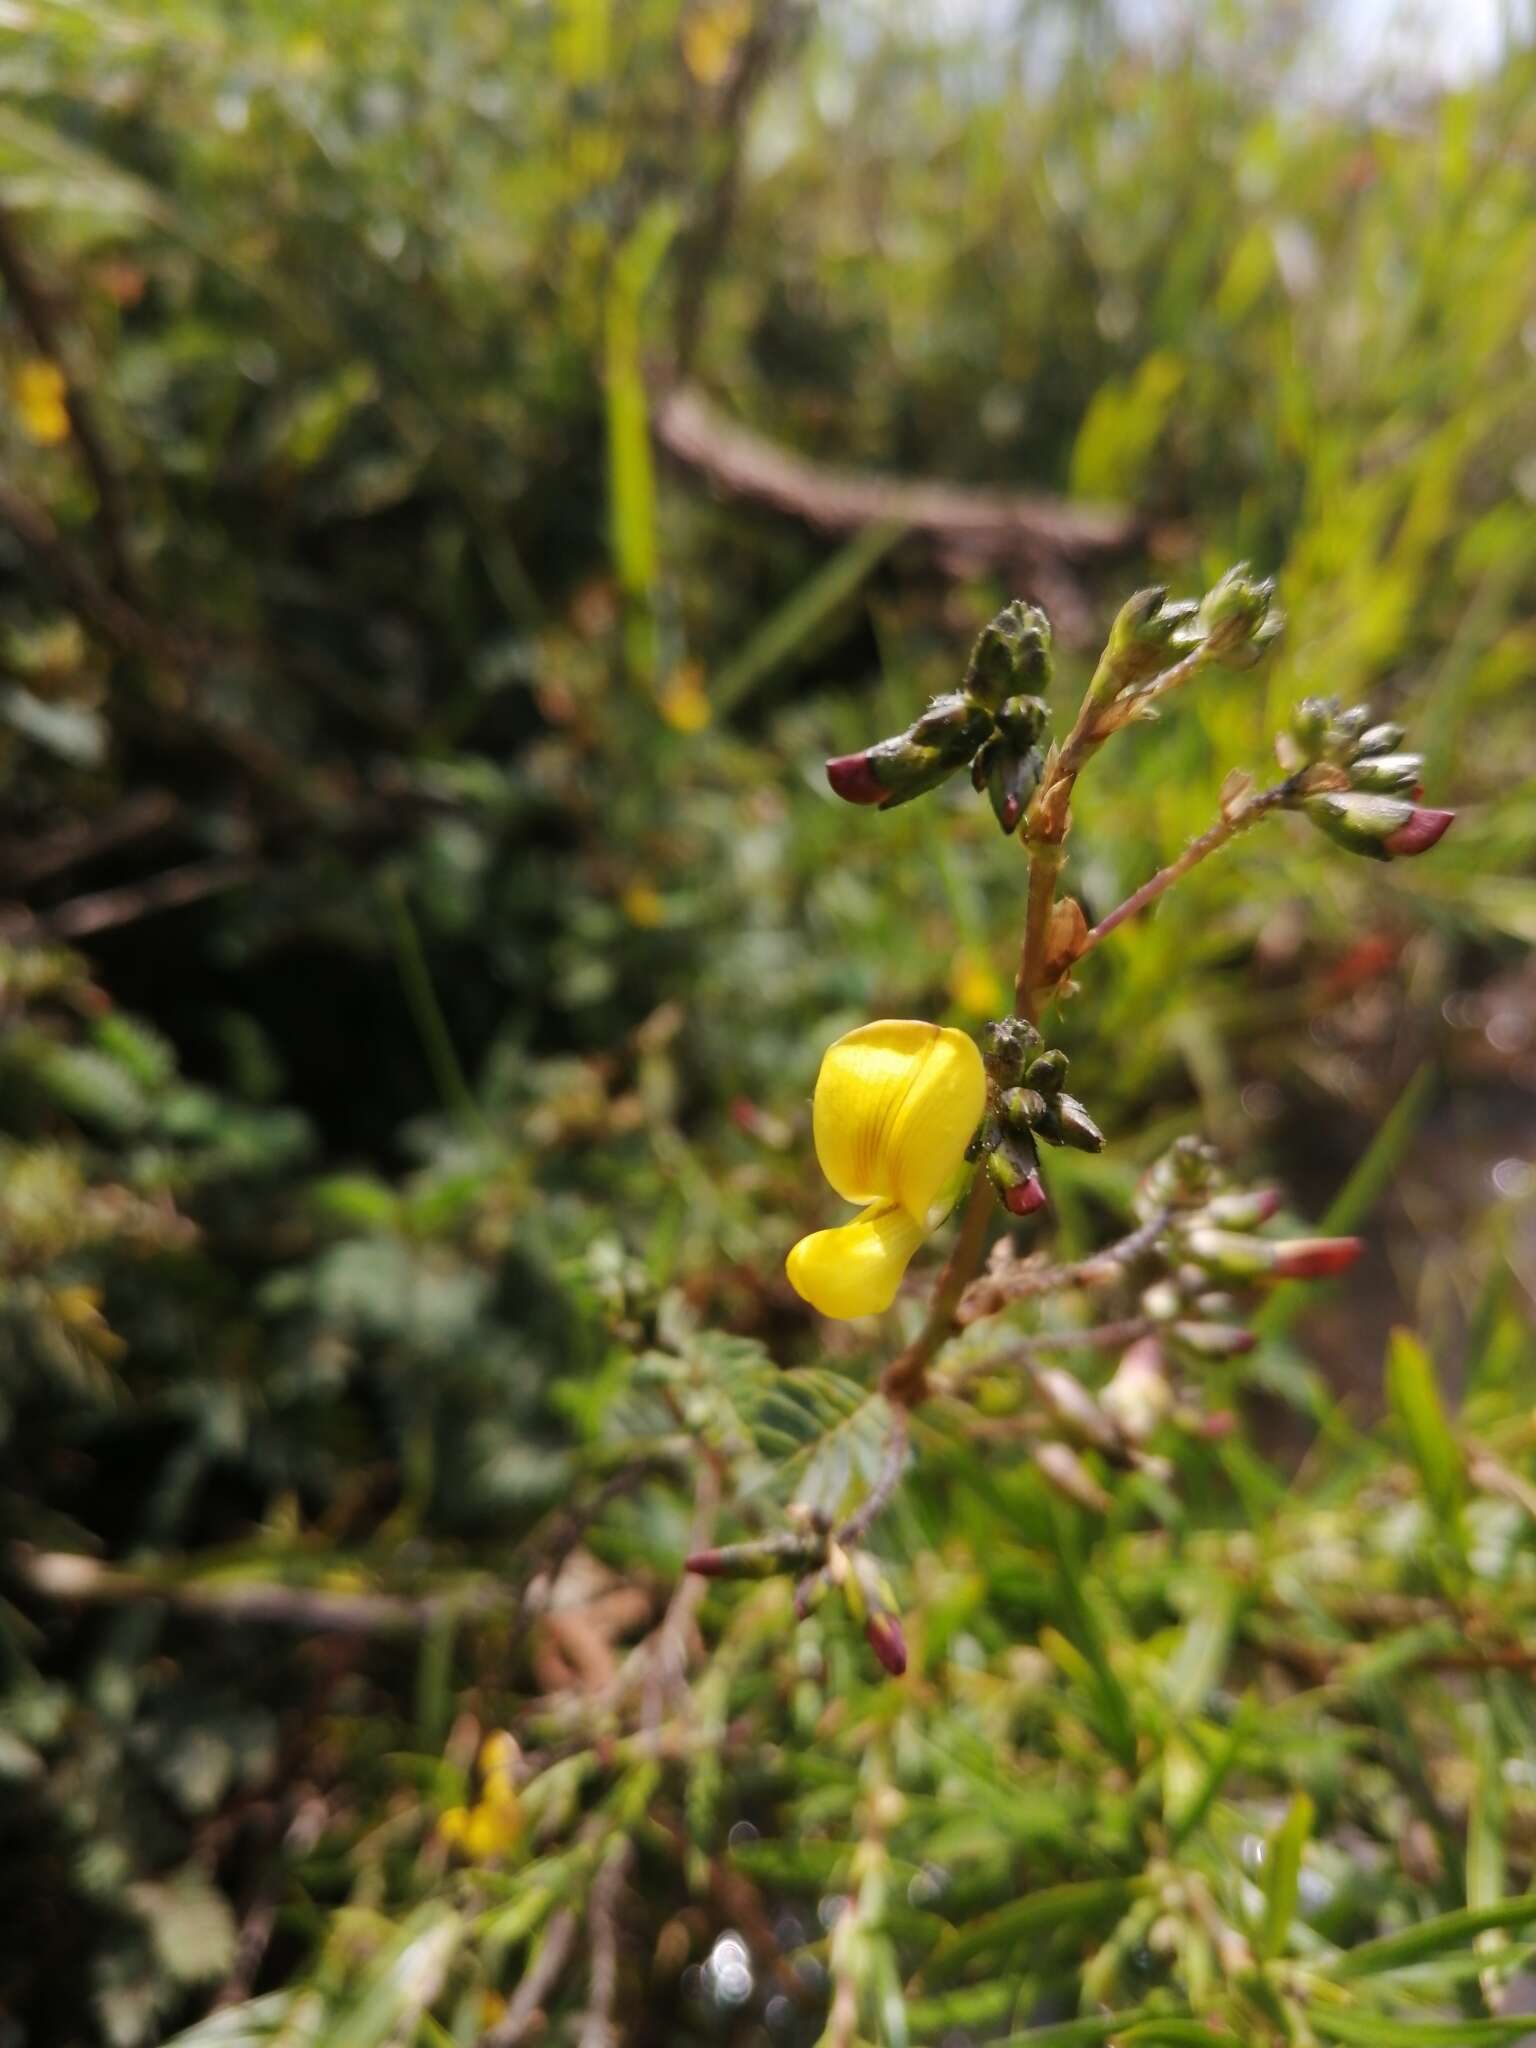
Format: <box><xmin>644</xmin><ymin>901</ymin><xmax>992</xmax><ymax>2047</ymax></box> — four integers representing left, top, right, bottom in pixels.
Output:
<box><xmin>12</xmin><ymin>358</ymin><xmax>70</xmax><ymax>445</ymax></box>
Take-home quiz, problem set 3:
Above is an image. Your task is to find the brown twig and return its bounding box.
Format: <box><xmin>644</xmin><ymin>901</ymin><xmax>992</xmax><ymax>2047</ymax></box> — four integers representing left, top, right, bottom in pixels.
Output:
<box><xmin>577</xmin><ymin>1839</ymin><xmax>634</xmax><ymax>2048</ymax></box>
<box><xmin>0</xmin><ymin>856</ymin><xmax>258</xmax><ymax>944</ymax></box>
<box><xmin>0</xmin><ymin>478</ymin><xmax>161</xmax><ymax>659</ymax></box>
<box><xmin>958</xmin><ymin>1210</ymin><xmax>1172</xmax><ymax>1326</ymax></box>
<box><xmin>11</xmin><ymin>1544</ymin><xmax>496</xmax><ymax>1635</ymax></box>
<box><xmin>640</xmin><ymin>1460</ymin><xmax>720</xmax><ymax>1733</ymax></box>
<box><xmin>0</xmin><ymin>476</ymin><xmax>312</xmax><ymax>814</ymax></box>
<box><xmin>939</xmin><ymin>1318</ymin><xmax>1154</xmax><ymax>1386</ymax></box>
<box><xmin>482</xmin><ymin>1908</ymin><xmax>580</xmax><ymax>2048</ymax></box>
<box><xmin>1</xmin><ymin>789</ymin><xmax>180</xmax><ymax>890</ymax></box>
<box><xmin>880</xmin><ymin>1172</ymin><xmax>997</xmax><ymax>1407</ymax></box>
<box><xmin>0</xmin><ymin>202</ymin><xmax>141</xmax><ymax>599</ymax></box>
<box><xmin>1077</xmin><ymin>778</ymin><xmax>1299</xmax><ymax>961</ymax></box>
<box><xmin>1015</xmin><ymin>638</ymin><xmax>1229</xmax><ymax>1009</ymax></box>
<box><xmin>834</xmin><ymin>1406</ymin><xmax>911</xmax><ymax>1548</ymax></box>
<box><xmin>655</xmin><ymin>383</ymin><xmax>1140</xmax><ymax>562</ymax></box>
<box><xmin>213</xmin><ymin>1899</ymin><xmax>277</xmax><ymax>2013</ymax></box>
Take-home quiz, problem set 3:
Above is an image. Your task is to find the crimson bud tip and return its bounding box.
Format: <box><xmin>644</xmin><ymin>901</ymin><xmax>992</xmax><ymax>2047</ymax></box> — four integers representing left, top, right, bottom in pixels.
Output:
<box><xmin>1272</xmin><ymin>1236</ymin><xmax>1364</xmax><ymax>1279</ymax></box>
<box><xmin>865</xmin><ymin>1612</ymin><xmax>908</xmax><ymax>1677</ymax></box>
<box><xmin>1003</xmin><ymin>1171</ymin><xmax>1048</xmax><ymax>1217</ymax></box>
<box><xmin>1384</xmin><ymin>806</ymin><xmax>1455</xmax><ymax>857</ymax></box>
<box><xmin>825</xmin><ymin>751</ymin><xmax>887</xmax><ymax>805</ymax></box>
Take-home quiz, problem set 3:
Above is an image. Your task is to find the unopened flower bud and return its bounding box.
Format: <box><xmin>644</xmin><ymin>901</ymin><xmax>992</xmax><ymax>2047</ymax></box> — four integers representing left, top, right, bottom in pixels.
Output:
<box><xmin>1171</xmin><ymin>1320</ymin><xmax>1258</xmax><ymax>1358</ymax></box>
<box><xmin>1383</xmin><ymin>806</ymin><xmax>1454</xmax><ymax>857</ymax></box>
<box><xmin>971</xmin><ymin>731</ymin><xmax>1045</xmax><ymax>834</ymax></box>
<box><xmin>963</xmin><ymin>600</ymin><xmax>1054</xmax><ymax>709</ymax></box>
<box><xmin>1033</xmin><ymin>1440</ymin><xmax>1111</xmax><ymax>1513</ymax></box>
<box><xmin>1194</xmin><ymin>1290</ymin><xmax>1240</xmax><ymax>1319</ymax></box>
<box><xmin>1184</xmin><ymin>1227</ymin><xmax>1278</xmax><ymax>1280</ymax></box>
<box><xmin>826</xmin><ymin>695</ymin><xmax>995</xmax><ymax>812</ymax></box>
<box><xmin>1205</xmin><ymin>1187</ymin><xmax>1282</xmax><ymax>1230</ymax></box>
<box><xmin>1270</xmin><ymin>1236</ymin><xmax>1363</xmax><ymax>1279</ymax></box>
<box><xmin>908</xmin><ymin>691</ymin><xmax>995</xmax><ymax>757</ymax></box>
<box><xmin>1288</xmin><ymin>696</ymin><xmax>1334</xmax><ymax>759</ymax></box>
<box><xmin>981</xmin><ymin>1016</ymin><xmax>1043</xmax><ymax>1085</ymax></box>
<box><xmin>1025</xmin><ymin>1048</ymin><xmax>1070</xmax><ymax>1091</ymax></box>
<box><xmin>1037</xmin><ymin>1368</ymin><xmax>1120</xmax><ymax>1451</ymax></box>
<box><xmin>1303</xmin><ymin>789</ymin><xmax>1415</xmax><ymax>860</ymax></box>
<box><xmin>1192</xmin><ymin>564</ymin><xmax>1283</xmax><ymax>669</ymax></box>
<box><xmin>1101</xmin><ymin>1336</ymin><xmax>1172</xmax><ymax>1445</ymax></box>
<box><xmin>1051</xmin><ymin>1093</ymin><xmax>1105</xmax><ymax>1153</ymax></box>
<box><xmin>998</xmin><ymin>1086</ymin><xmax>1048</xmax><ymax>1133</ymax></box>
<box><xmin>825</xmin><ymin>750</ymin><xmax>887</xmax><ymax>805</ymax></box>
<box><xmin>865</xmin><ymin>1610</ymin><xmax>908</xmax><ymax>1677</ymax></box>
<box><xmin>1356</xmin><ymin>721</ymin><xmax>1405</xmax><ymax>756</ymax></box>
<box><xmin>1091</xmin><ymin>586</ymin><xmax>1196</xmax><ymax>699</ymax></box>
<box><xmin>994</xmin><ymin>693</ymin><xmax>1050</xmax><ymax>748</ymax></box>
<box><xmin>1348</xmin><ymin>751</ymin><xmax>1423</xmax><ymax>795</ymax></box>
<box><xmin>687</xmin><ymin>1533</ymin><xmax>821</xmax><ymax>1579</ymax></box>
<box><xmin>1137</xmin><ymin>1135</ymin><xmax>1222</xmax><ymax>1217</ymax></box>
<box><xmin>1141</xmin><ymin>1278</ymin><xmax>1183</xmax><ymax>1323</ymax></box>
<box><xmin>986</xmin><ymin>1133</ymin><xmax>1048</xmax><ymax>1217</ymax></box>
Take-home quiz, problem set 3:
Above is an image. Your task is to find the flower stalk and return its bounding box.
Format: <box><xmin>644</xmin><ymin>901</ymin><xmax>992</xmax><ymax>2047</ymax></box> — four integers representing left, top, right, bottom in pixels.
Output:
<box><xmin>769</xmin><ymin>569</ymin><xmax>1453</xmax><ymax>1672</ymax></box>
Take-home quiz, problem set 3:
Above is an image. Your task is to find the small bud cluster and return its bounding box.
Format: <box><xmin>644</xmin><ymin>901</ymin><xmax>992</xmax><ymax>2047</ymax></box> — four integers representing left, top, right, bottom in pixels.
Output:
<box><xmin>1028</xmin><ymin>1330</ymin><xmax>1181</xmax><ymax>1516</ymax></box>
<box><xmin>1277</xmin><ymin>697</ymin><xmax>1454</xmax><ymax>860</ymax></box>
<box><xmin>1131</xmin><ymin>1138</ymin><xmax>1362</xmax><ymax>1364</ymax></box>
<box><xmin>826</xmin><ymin>601</ymin><xmax>1053</xmax><ymax>832</ymax></box>
<box><xmin>1184</xmin><ymin>564</ymin><xmax>1285</xmax><ymax>671</ymax></box>
<box><xmin>1087</xmin><ymin>566</ymin><xmax>1283</xmax><ymax>722</ymax></box>
<box><xmin>1015</xmin><ymin>1136</ymin><xmax>1364</xmax><ymax>1518</ymax></box>
<box><xmin>688</xmin><ymin>1511</ymin><xmax>909</xmax><ymax>1677</ymax></box>
<box><xmin>799</xmin><ymin>1543</ymin><xmax>909</xmax><ymax>1677</ymax></box>
<box><xmin>970</xmin><ymin>1017</ymin><xmax>1103</xmax><ymax>1217</ymax></box>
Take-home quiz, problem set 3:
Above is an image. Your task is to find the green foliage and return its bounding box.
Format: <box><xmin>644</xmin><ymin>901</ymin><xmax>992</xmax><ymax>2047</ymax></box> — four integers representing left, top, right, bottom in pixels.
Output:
<box><xmin>0</xmin><ymin>3</ymin><xmax>1533</xmax><ymax>2045</ymax></box>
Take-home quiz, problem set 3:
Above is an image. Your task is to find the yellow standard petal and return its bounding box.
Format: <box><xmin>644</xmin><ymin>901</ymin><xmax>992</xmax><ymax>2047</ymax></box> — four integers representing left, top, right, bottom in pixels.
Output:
<box><xmin>785</xmin><ymin>1201</ymin><xmax>927</xmax><ymax>1319</ymax></box>
<box><xmin>811</xmin><ymin>1020</ymin><xmax>985</xmax><ymax>1224</ymax></box>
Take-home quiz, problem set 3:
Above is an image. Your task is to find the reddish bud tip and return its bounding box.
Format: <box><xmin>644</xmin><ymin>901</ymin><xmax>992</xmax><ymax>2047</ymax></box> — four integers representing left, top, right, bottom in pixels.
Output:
<box><xmin>1384</xmin><ymin>806</ymin><xmax>1454</xmax><ymax>857</ymax></box>
<box><xmin>1003</xmin><ymin>1171</ymin><xmax>1048</xmax><ymax>1217</ymax></box>
<box><xmin>1250</xmin><ymin>1187</ymin><xmax>1283</xmax><ymax>1225</ymax></box>
<box><xmin>1272</xmin><ymin>1236</ymin><xmax>1364</xmax><ymax>1279</ymax></box>
<box><xmin>1199</xmin><ymin>1409</ymin><xmax>1238</xmax><ymax>1440</ymax></box>
<box><xmin>685</xmin><ymin>1550</ymin><xmax>725</xmax><ymax>1577</ymax></box>
<box><xmin>865</xmin><ymin>1612</ymin><xmax>908</xmax><ymax>1677</ymax></box>
<box><xmin>825</xmin><ymin>751</ymin><xmax>887</xmax><ymax>805</ymax></box>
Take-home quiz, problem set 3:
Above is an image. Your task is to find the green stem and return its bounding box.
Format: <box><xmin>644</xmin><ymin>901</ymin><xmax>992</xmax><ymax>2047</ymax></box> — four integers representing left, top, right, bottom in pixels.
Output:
<box><xmin>383</xmin><ymin>875</ymin><xmax>485</xmax><ymax>1134</ymax></box>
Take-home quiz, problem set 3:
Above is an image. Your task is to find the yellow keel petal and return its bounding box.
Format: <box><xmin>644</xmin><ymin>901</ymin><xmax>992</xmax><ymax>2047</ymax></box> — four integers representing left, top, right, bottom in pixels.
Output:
<box><xmin>785</xmin><ymin>1201</ymin><xmax>927</xmax><ymax>1319</ymax></box>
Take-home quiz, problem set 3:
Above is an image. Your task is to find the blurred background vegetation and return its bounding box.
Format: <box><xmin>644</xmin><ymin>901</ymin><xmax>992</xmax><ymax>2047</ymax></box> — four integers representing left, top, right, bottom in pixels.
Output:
<box><xmin>1</xmin><ymin>1</ymin><xmax>1534</xmax><ymax>2043</ymax></box>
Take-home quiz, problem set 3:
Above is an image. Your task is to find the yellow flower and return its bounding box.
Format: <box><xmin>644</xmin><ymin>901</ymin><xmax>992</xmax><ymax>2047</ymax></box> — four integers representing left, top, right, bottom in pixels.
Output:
<box><xmin>621</xmin><ymin>879</ymin><xmax>665</xmax><ymax>927</ymax></box>
<box><xmin>786</xmin><ymin>1020</ymin><xmax>985</xmax><ymax>1319</ymax></box>
<box><xmin>12</xmin><ymin>358</ymin><xmax>69</xmax><ymax>446</ymax></box>
<box><xmin>947</xmin><ymin>945</ymin><xmax>1005</xmax><ymax>1020</ymax></box>
<box><xmin>657</xmin><ymin>661</ymin><xmax>711</xmax><ymax>733</ymax></box>
<box><xmin>682</xmin><ymin>0</ymin><xmax>752</xmax><ymax>86</ymax></box>
<box><xmin>439</xmin><ymin>1731</ymin><xmax>522</xmax><ymax>1863</ymax></box>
